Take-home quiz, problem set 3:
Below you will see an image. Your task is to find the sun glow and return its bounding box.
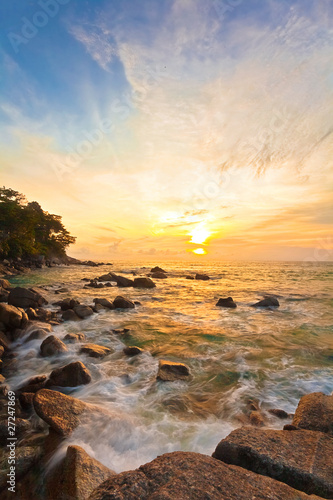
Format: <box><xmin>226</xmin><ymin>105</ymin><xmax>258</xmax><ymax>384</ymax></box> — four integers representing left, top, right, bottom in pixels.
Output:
<box><xmin>189</xmin><ymin>224</ymin><xmax>211</xmax><ymax>245</ymax></box>
<box><xmin>192</xmin><ymin>248</ymin><xmax>207</xmax><ymax>255</ymax></box>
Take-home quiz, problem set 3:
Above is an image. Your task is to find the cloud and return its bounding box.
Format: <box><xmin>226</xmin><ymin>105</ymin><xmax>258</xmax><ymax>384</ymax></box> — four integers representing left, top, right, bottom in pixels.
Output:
<box><xmin>69</xmin><ymin>24</ymin><xmax>117</xmax><ymax>71</ymax></box>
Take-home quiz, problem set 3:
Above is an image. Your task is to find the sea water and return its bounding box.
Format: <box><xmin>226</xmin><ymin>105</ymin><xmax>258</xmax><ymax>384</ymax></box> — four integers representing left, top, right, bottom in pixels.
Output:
<box><xmin>6</xmin><ymin>261</ymin><xmax>333</xmax><ymax>472</ymax></box>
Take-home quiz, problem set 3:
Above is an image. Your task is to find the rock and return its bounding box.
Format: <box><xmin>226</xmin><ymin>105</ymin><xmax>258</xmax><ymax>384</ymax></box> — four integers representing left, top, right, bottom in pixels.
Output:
<box><xmin>195</xmin><ymin>273</ymin><xmax>210</xmax><ymax>280</ymax></box>
<box><xmin>0</xmin><ymin>417</ymin><xmax>31</xmax><ymax>445</ymax></box>
<box><xmin>80</xmin><ymin>344</ymin><xmax>112</xmax><ymax>358</ymax></box>
<box><xmin>249</xmin><ymin>411</ymin><xmax>265</xmax><ymax>427</ymax></box>
<box><xmin>0</xmin><ymin>332</ymin><xmax>10</xmax><ymax>351</ymax></box>
<box><xmin>268</xmin><ymin>408</ymin><xmax>290</xmax><ymax>419</ymax></box>
<box><xmin>17</xmin><ymin>374</ymin><xmax>48</xmax><ymax>394</ymax></box>
<box><xmin>93</xmin><ymin>298</ymin><xmax>115</xmax><ymax>309</ymax></box>
<box><xmin>98</xmin><ymin>272</ymin><xmax>114</xmax><ymax>282</ymax></box>
<box><xmin>0</xmin><ymin>303</ymin><xmax>28</xmax><ymax>330</ymax></box>
<box><xmin>8</xmin><ymin>286</ymin><xmax>47</xmax><ymax>308</ymax></box>
<box><xmin>89</xmin><ymin>451</ymin><xmax>321</xmax><ymax>500</ymax></box>
<box><xmin>113</xmin><ymin>274</ymin><xmax>134</xmax><ymax>287</ymax></box>
<box><xmin>45</xmin><ymin>445</ymin><xmax>115</xmax><ymax>500</ymax></box>
<box><xmin>24</xmin><ymin>328</ymin><xmax>49</xmax><ymax>342</ymax></box>
<box><xmin>150</xmin><ymin>272</ymin><xmax>168</xmax><ymax>279</ymax></box>
<box><xmin>151</xmin><ymin>266</ymin><xmax>166</xmax><ymax>273</ymax></box>
<box><xmin>0</xmin><ymin>346</ymin><xmax>3</xmax><ymax>359</ymax></box>
<box><xmin>212</xmin><ymin>426</ymin><xmax>333</xmax><ymax>498</ymax></box>
<box><xmin>64</xmin><ymin>332</ymin><xmax>86</xmax><ymax>343</ymax></box>
<box><xmin>0</xmin><ymin>279</ymin><xmax>10</xmax><ymax>290</ymax></box>
<box><xmin>47</xmin><ymin>361</ymin><xmax>91</xmax><ymax>387</ymax></box>
<box><xmin>186</xmin><ymin>275</ymin><xmax>195</xmax><ymax>279</ymax></box>
<box><xmin>216</xmin><ymin>297</ymin><xmax>237</xmax><ymax>308</ymax></box>
<box><xmin>19</xmin><ymin>392</ymin><xmax>34</xmax><ymax>411</ymax></box>
<box><xmin>0</xmin><ymin>445</ymin><xmax>43</xmax><ymax>492</ymax></box>
<box><xmin>40</xmin><ymin>335</ymin><xmax>68</xmax><ymax>357</ymax></box>
<box><xmin>113</xmin><ymin>296</ymin><xmax>135</xmax><ymax>309</ymax></box>
<box><xmin>157</xmin><ymin>360</ymin><xmax>191</xmax><ymax>381</ymax></box>
<box><xmin>133</xmin><ymin>277</ymin><xmax>156</xmax><ymax>288</ymax></box>
<box><xmin>73</xmin><ymin>305</ymin><xmax>94</xmax><ymax>319</ymax></box>
<box><xmin>34</xmin><ymin>308</ymin><xmax>53</xmax><ymax>322</ymax></box>
<box><xmin>93</xmin><ymin>303</ymin><xmax>105</xmax><ymax>313</ymax></box>
<box><xmin>26</xmin><ymin>307</ymin><xmax>38</xmax><ymax>319</ymax></box>
<box><xmin>62</xmin><ymin>309</ymin><xmax>81</xmax><ymax>321</ymax></box>
<box><xmin>0</xmin><ymin>287</ymin><xmax>9</xmax><ymax>303</ymax></box>
<box><xmin>60</xmin><ymin>298</ymin><xmax>80</xmax><ymax>311</ymax></box>
<box><xmin>123</xmin><ymin>346</ymin><xmax>143</xmax><ymax>356</ymax></box>
<box><xmin>284</xmin><ymin>424</ymin><xmax>299</xmax><ymax>431</ymax></box>
<box><xmin>251</xmin><ymin>297</ymin><xmax>280</xmax><ymax>307</ymax></box>
<box><xmin>292</xmin><ymin>392</ymin><xmax>333</xmax><ymax>435</ymax></box>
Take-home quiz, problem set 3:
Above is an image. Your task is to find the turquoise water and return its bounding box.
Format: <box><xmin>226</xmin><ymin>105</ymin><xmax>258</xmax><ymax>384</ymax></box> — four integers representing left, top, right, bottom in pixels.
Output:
<box><xmin>7</xmin><ymin>261</ymin><xmax>333</xmax><ymax>472</ymax></box>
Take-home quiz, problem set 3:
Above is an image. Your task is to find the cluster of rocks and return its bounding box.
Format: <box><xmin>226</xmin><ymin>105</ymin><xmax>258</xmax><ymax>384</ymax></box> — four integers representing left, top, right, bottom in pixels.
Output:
<box><xmin>84</xmin><ymin>271</ymin><xmax>157</xmax><ymax>290</ymax></box>
<box><xmin>216</xmin><ymin>295</ymin><xmax>280</xmax><ymax>309</ymax></box>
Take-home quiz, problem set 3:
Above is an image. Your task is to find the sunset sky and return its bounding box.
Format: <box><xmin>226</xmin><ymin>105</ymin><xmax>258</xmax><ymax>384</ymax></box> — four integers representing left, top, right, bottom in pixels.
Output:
<box><xmin>0</xmin><ymin>0</ymin><xmax>332</xmax><ymax>261</ymax></box>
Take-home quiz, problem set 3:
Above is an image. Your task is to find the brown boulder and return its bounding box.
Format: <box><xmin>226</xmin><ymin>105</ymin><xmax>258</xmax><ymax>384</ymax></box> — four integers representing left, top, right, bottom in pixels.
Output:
<box><xmin>0</xmin><ymin>303</ymin><xmax>28</xmax><ymax>330</ymax></box>
<box><xmin>195</xmin><ymin>273</ymin><xmax>210</xmax><ymax>280</ymax></box>
<box><xmin>47</xmin><ymin>361</ymin><xmax>91</xmax><ymax>387</ymax></box>
<box><xmin>80</xmin><ymin>344</ymin><xmax>112</xmax><ymax>358</ymax></box>
<box><xmin>251</xmin><ymin>297</ymin><xmax>280</xmax><ymax>308</ymax></box>
<box><xmin>89</xmin><ymin>451</ymin><xmax>322</xmax><ymax>500</ymax></box>
<box><xmin>93</xmin><ymin>298</ymin><xmax>115</xmax><ymax>309</ymax></box>
<box><xmin>133</xmin><ymin>277</ymin><xmax>156</xmax><ymax>288</ymax></box>
<box><xmin>40</xmin><ymin>335</ymin><xmax>68</xmax><ymax>357</ymax></box>
<box><xmin>62</xmin><ymin>309</ymin><xmax>81</xmax><ymax>321</ymax></box>
<box><xmin>151</xmin><ymin>266</ymin><xmax>166</xmax><ymax>273</ymax></box>
<box><xmin>17</xmin><ymin>374</ymin><xmax>48</xmax><ymax>394</ymax></box>
<box><xmin>157</xmin><ymin>360</ymin><xmax>191</xmax><ymax>381</ymax></box>
<box><xmin>45</xmin><ymin>445</ymin><xmax>115</xmax><ymax>500</ymax></box>
<box><xmin>216</xmin><ymin>297</ymin><xmax>237</xmax><ymax>308</ymax></box>
<box><xmin>123</xmin><ymin>346</ymin><xmax>144</xmax><ymax>356</ymax></box>
<box><xmin>0</xmin><ymin>279</ymin><xmax>10</xmax><ymax>290</ymax></box>
<box><xmin>150</xmin><ymin>272</ymin><xmax>167</xmax><ymax>279</ymax></box>
<box><xmin>8</xmin><ymin>287</ymin><xmax>47</xmax><ymax>308</ymax></box>
<box><xmin>0</xmin><ymin>332</ymin><xmax>10</xmax><ymax>351</ymax></box>
<box><xmin>24</xmin><ymin>328</ymin><xmax>49</xmax><ymax>343</ymax></box>
<box><xmin>60</xmin><ymin>298</ymin><xmax>80</xmax><ymax>311</ymax></box>
<box><xmin>73</xmin><ymin>305</ymin><xmax>94</xmax><ymax>319</ymax></box>
<box><xmin>212</xmin><ymin>426</ymin><xmax>333</xmax><ymax>498</ymax></box>
<box><xmin>64</xmin><ymin>332</ymin><xmax>86</xmax><ymax>343</ymax></box>
<box><xmin>113</xmin><ymin>296</ymin><xmax>135</xmax><ymax>309</ymax></box>
<box><xmin>292</xmin><ymin>392</ymin><xmax>333</xmax><ymax>435</ymax></box>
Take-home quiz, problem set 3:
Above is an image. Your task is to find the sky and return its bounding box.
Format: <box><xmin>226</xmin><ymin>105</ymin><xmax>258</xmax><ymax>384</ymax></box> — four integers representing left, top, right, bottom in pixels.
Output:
<box><xmin>0</xmin><ymin>0</ymin><xmax>332</xmax><ymax>261</ymax></box>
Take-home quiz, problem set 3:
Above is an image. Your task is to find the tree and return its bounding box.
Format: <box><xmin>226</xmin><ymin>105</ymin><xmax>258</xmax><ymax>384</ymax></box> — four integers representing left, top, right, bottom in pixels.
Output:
<box><xmin>0</xmin><ymin>187</ymin><xmax>76</xmax><ymax>259</ymax></box>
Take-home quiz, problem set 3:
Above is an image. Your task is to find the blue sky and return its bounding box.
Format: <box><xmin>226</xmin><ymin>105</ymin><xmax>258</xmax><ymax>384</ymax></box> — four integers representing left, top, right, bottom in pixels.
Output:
<box><xmin>0</xmin><ymin>0</ymin><xmax>332</xmax><ymax>260</ymax></box>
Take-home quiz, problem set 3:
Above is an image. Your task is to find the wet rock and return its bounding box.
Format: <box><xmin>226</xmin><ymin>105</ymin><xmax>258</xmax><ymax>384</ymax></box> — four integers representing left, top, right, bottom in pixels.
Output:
<box><xmin>123</xmin><ymin>346</ymin><xmax>143</xmax><ymax>356</ymax></box>
<box><xmin>114</xmin><ymin>274</ymin><xmax>134</xmax><ymax>287</ymax></box>
<box><xmin>47</xmin><ymin>361</ymin><xmax>91</xmax><ymax>387</ymax></box>
<box><xmin>0</xmin><ymin>346</ymin><xmax>3</xmax><ymax>359</ymax></box>
<box><xmin>89</xmin><ymin>451</ymin><xmax>320</xmax><ymax>500</ymax></box>
<box><xmin>0</xmin><ymin>417</ymin><xmax>31</xmax><ymax>445</ymax></box>
<box><xmin>45</xmin><ymin>445</ymin><xmax>115</xmax><ymax>500</ymax></box>
<box><xmin>0</xmin><ymin>303</ymin><xmax>28</xmax><ymax>330</ymax></box>
<box><xmin>249</xmin><ymin>411</ymin><xmax>265</xmax><ymax>427</ymax></box>
<box><xmin>8</xmin><ymin>286</ymin><xmax>47</xmax><ymax>309</ymax></box>
<box><xmin>40</xmin><ymin>335</ymin><xmax>68</xmax><ymax>357</ymax></box>
<box><xmin>0</xmin><ymin>331</ymin><xmax>11</xmax><ymax>351</ymax></box>
<box><xmin>0</xmin><ymin>445</ymin><xmax>43</xmax><ymax>492</ymax></box>
<box><xmin>216</xmin><ymin>297</ymin><xmax>237</xmax><ymax>308</ymax></box>
<box><xmin>284</xmin><ymin>424</ymin><xmax>299</xmax><ymax>431</ymax></box>
<box><xmin>186</xmin><ymin>275</ymin><xmax>195</xmax><ymax>280</ymax></box>
<box><xmin>17</xmin><ymin>374</ymin><xmax>48</xmax><ymax>394</ymax></box>
<box><xmin>292</xmin><ymin>392</ymin><xmax>333</xmax><ymax>435</ymax></box>
<box><xmin>268</xmin><ymin>408</ymin><xmax>290</xmax><ymax>419</ymax></box>
<box><xmin>25</xmin><ymin>328</ymin><xmax>49</xmax><ymax>343</ymax></box>
<box><xmin>60</xmin><ymin>298</ymin><xmax>80</xmax><ymax>311</ymax></box>
<box><xmin>80</xmin><ymin>343</ymin><xmax>112</xmax><ymax>358</ymax></box>
<box><xmin>151</xmin><ymin>266</ymin><xmax>166</xmax><ymax>273</ymax></box>
<box><xmin>150</xmin><ymin>272</ymin><xmax>168</xmax><ymax>279</ymax></box>
<box><xmin>195</xmin><ymin>273</ymin><xmax>210</xmax><ymax>280</ymax></box>
<box><xmin>113</xmin><ymin>296</ymin><xmax>135</xmax><ymax>309</ymax></box>
<box><xmin>0</xmin><ymin>279</ymin><xmax>10</xmax><ymax>290</ymax></box>
<box><xmin>0</xmin><ymin>287</ymin><xmax>9</xmax><ymax>303</ymax></box>
<box><xmin>212</xmin><ymin>426</ymin><xmax>333</xmax><ymax>498</ymax></box>
<box><xmin>33</xmin><ymin>308</ymin><xmax>53</xmax><ymax>322</ymax></box>
<box><xmin>133</xmin><ymin>277</ymin><xmax>156</xmax><ymax>288</ymax></box>
<box><xmin>26</xmin><ymin>307</ymin><xmax>38</xmax><ymax>320</ymax></box>
<box><xmin>73</xmin><ymin>305</ymin><xmax>94</xmax><ymax>319</ymax></box>
<box><xmin>93</xmin><ymin>298</ymin><xmax>115</xmax><ymax>309</ymax></box>
<box><xmin>64</xmin><ymin>332</ymin><xmax>86</xmax><ymax>343</ymax></box>
<box><xmin>19</xmin><ymin>392</ymin><xmax>35</xmax><ymax>411</ymax></box>
<box><xmin>62</xmin><ymin>309</ymin><xmax>81</xmax><ymax>321</ymax></box>
<box><xmin>157</xmin><ymin>360</ymin><xmax>191</xmax><ymax>382</ymax></box>
<box><xmin>251</xmin><ymin>297</ymin><xmax>280</xmax><ymax>308</ymax></box>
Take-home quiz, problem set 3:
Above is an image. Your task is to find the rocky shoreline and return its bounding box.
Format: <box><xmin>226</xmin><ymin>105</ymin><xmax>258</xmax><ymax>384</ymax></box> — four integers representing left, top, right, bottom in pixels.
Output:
<box><xmin>0</xmin><ymin>268</ymin><xmax>332</xmax><ymax>499</ymax></box>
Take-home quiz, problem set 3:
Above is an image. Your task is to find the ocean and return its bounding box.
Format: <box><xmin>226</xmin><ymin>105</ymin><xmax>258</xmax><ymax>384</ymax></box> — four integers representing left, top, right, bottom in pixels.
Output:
<box><xmin>6</xmin><ymin>260</ymin><xmax>333</xmax><ymax>473</ymax></box>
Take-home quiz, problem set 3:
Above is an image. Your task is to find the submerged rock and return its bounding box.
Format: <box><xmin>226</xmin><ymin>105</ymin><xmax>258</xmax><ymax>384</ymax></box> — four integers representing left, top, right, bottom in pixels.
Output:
<box><xmin>45</xmin><ymin>445</ymin><xmax>115</xmax><ymax>500</ymax></box>
<box><xmin>25</xmin><ymin>328</ymin><xmax>49</xmax><ymax>343</ymax></box>
<box><xmin>251</xmin><ymin>297</ymin><xmax>280</xmax><ymax>308</ymax></box>
<box><xmin>195</xmin><ymin>273</ymin><xmax>210</xmax><ymax>281</ymax></box>
<box><xmin>292</xmin><ymin>392</ymin><xmax>333</xmax><ymax>435</ymax></box>
<box><xmin>80</xmin><ymin>343</ymin><xmax>112</xmax><ymax>358</ymax></box>
<box><xmin>157</xmin><ymin>360</ymin><xmax>191</xmax><ymax>381</ymax></box>
<box><xmin>113</xmin><ymin>296</ymin><xmax>135</xmax><ymax>309</ymax></box>
<box><xmin>133</xmin><ymin>277</ymin><xmax>156</xmax><ymax>288</ymax></box>
<box><xmin>216</xmin><ymin>297</ymin><xmax>237</xmax><ymax>308</ymax></box>
<box><xmin>40</xmin><ymin>335</ymin><xmax>68</xmax><ymax>357</ymax></box>
<box><xmin>268</xmin><ymin>408</ymin><xmax>290</xmax><ymax>419</ymax></box>
<box><xmin>8</xmin><ymin>286</ymin><xmax>47</xmax><ymax>309</ymax></box>
<box><xmin>123</xmin><ymin>346</ymin><xmax>143</xmax><ymax>356</ymax></box>
<box><xmin>47</xmin><ymin>361</ymin><xmax>91</xmax><ymax>387</ymax></box>
<box><xmin>212</xmin><ymin>426</ymin><xmax>333</xmax><ymax>498</ymax></box>
<box><xmin>89</xmin><ymin>451</ymin><xmax>320</xmax><ymax>500</ymax></box>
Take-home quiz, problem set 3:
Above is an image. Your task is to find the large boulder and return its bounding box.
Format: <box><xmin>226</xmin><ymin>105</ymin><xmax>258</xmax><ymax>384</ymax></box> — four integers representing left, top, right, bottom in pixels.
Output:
<box><xmin>251</xmin><ymin>297</ymin><xmax>280</xmax><ymax>308</ymax></box>
<box><xmin>133</xmin><ymin>277</ymin><xmax>156</xmax><ymax>288</ymax></box>
<box><xmin>89</xmin><ymin>451</ymin><xmax>322</xmax><ymax>500</ymax></box>
<box><xmin>60</xmin><ymin>298</ymin><xmax>80</xmax><ymax>311</ymax></box>
<box><xmin>216</xmin><ymin>297</ymin><xmax>237</xmax><ymax>308</ymax></box>
<box><xmin>157</xmin><ymin>360</ymin><xmax>191</xmax><ymax>381</ymax></box>
<box><xmin>0</xmin><ymin>287</ymin><xmax>9</xmax><ymax>303</ymax></box>
<box><xmin>292</xmin><ymin>392</ymin><xmax>333</xmax><ymax>435</ymax></box>
<box><xmin>93</xmin><ymin>298</ymin><xmax>115</xmax><ymax>309</ymax></box>
<box><xmin>113</xmin><ymin>296</ymin><xmax>135</xmax><ymax>309</ymax></box>
<box><xmin>73</xmin><ymin>305</ymin><xmax>94</xmax><ymax>319</ymax></box>
<box><xmin>100</xmin><ymin>272</ymin><xmax>134</xmax><ymax>287</ymax></box>
<box><xmin>80</xmin><ymin>344</ymin><xmax>112</xmax><ymax>358</ymax></box>
<box><xmin>24</xmin><ymin>328</ymin><xmax>49</xmax><ymax>343</ymax></box>
<box><xmin>17</xmin><ymin>374</ymin><xmax>48</xmax><ymax>394</ymax></box>
<box><xmin>0</xmin><ymin>303</ymin><xmax>28</xmax><ymax>330</ymax></box>
<box><xmin>64</xmin><ymin>332</ymin><xmax>86</xmax><ymax>343</ymax></box>
<box><xmin>195</xmin><ymin>273</ymin><xmax>210</xmax><ymax>280</ymax></box>
<box><xmin>45</xmin><ymin>445</ymin><xmax>115</xmax><ymax>500</ymax></box>
<box><xmin>8</xmin><ymin>287</ymin><xmax>47</xmax><ymax>309</ymax></box>
<box><xmin>212</xmin><ymin>426</ymin><xmax>333</xmax><ymax>498</ymax></box>
<box><xmin>47</xmin><ymin>361</ymin><xmax>91</xmax><ymax>387</ymax></box>
<box><xmin>40</xmin><ymin>335</ymin><xmax>68</xmax><ymax>357</ymax></box>
<box><xmin>0</xmin><ymin>332</ymin><xmax>11</xmax><ymax>352</ymax></box>
<box><xmin>0</xmin><ymin>279</ymin><xmax>10</xmax><ymax>290</ymax></box>
<box><xmin>62</xmin><ymin>309</ymin><xmax>81</xmax><ymax>321</ymax></box>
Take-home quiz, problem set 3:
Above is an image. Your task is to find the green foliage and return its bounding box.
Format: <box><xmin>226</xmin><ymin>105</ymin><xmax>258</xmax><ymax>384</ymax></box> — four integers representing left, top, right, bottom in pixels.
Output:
<box><xmin>0</xmin><ymin>187</ymin><xmax>76</xmax><ymax>259</ymax></box>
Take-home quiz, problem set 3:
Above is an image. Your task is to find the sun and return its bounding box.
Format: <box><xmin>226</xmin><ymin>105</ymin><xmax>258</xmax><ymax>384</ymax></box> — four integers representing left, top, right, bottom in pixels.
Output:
<box><xmin>189</xmin><ymin>224</ymin><xmax>211</xmax><ymax>245</ymax></box>
<box><xmin>192</xmin><ymin>248</ymin><xmax>207</xmax><ymax>255</ymax></box>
